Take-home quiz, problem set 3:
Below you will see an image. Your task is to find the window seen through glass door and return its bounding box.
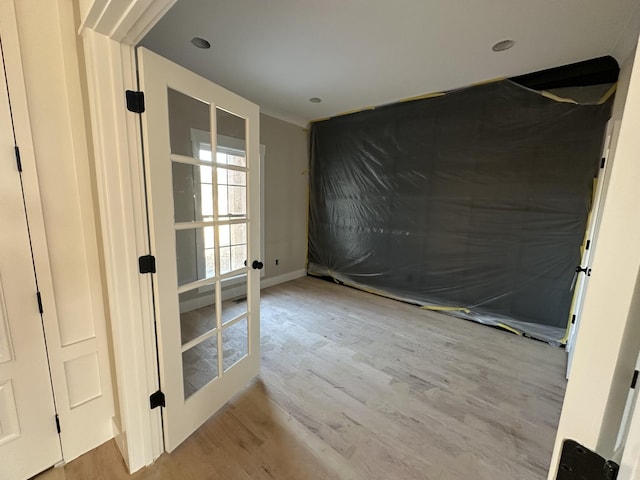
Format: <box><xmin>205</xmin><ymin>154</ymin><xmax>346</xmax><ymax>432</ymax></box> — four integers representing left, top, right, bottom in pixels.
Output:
<box><xmin>192</xmin><ymin>131</ymin><xmax>248</xmax><ymax>276</ymax></box>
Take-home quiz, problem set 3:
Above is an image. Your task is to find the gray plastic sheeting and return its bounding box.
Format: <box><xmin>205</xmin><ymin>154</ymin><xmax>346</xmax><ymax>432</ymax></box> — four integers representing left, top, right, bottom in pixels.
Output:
<box><xmin>308</xmin><ymin>80</ymin><xmax>613</xmax><ymax>344</ymax></box>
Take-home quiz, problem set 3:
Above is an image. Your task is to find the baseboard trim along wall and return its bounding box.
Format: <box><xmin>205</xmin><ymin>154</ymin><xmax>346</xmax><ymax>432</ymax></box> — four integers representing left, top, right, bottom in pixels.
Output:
<box><xmin>261</xmin><ymin>269</ymin><xmax>307</xmax><ymax>290</ymax></box>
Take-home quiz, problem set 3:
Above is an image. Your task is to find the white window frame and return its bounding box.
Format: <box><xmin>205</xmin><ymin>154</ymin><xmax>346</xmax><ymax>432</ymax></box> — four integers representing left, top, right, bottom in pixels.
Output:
<box><xmin>190</xmin><ymin>129</ymin><xmax>265</xmax><ymax>287</ymax></box>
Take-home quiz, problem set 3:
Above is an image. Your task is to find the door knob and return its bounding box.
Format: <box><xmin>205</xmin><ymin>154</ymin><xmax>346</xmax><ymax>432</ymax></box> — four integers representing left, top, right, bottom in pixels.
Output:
<box><xmin>252</xmin><ymin>260</ymin><xmax>264</xmax><ymax>270</ymax></box>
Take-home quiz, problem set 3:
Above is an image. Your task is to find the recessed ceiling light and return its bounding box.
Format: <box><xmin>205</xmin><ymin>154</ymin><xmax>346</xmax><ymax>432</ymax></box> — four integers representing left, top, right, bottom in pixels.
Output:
<box><xmin>492</xmin><ymin>39</ymin><xmax>515</xmax><ymax>52</ymax></box>
<box><xmin>309</xmin><ymin>97</ymin><xmax>322</xmax><ymax>103</ymax></box>
<box><xmin>191</xmin><ymin>37</ymin><xmax>211</xmax><ymax>49</ymax></box>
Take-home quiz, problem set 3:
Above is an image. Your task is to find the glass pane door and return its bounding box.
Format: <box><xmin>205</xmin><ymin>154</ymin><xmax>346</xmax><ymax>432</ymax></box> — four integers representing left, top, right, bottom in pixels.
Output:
<box><xmin>139</xmin><ymin>47</ymin><xmax>260</xmax><ymax>452</ymax></box>
<box><xmin>168</xmin><ymin>91</ymin><xmax>251</xmax><ymax>399</ymax></box>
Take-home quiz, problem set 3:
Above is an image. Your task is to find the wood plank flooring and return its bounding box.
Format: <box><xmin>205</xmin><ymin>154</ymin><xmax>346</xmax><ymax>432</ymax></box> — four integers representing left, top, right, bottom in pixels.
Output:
<box><xmin>35</xmin><ymin>276</ymin><xmax>567</xmax><ymax>480</ymax></box>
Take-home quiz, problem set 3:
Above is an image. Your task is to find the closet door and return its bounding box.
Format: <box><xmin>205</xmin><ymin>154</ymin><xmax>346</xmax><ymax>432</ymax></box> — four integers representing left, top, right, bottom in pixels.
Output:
<box><xmin>0</xmin><ymin>31</ymin><xmax>62</xmax><ymax>480</ymax></box>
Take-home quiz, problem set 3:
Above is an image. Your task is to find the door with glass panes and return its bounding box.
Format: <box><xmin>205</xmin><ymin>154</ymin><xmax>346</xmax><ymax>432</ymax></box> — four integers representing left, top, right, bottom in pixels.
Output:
<box><xmin>138</xmin><ymin>48</ymin><xmax>261</xmax><ymax>452</ymax></box>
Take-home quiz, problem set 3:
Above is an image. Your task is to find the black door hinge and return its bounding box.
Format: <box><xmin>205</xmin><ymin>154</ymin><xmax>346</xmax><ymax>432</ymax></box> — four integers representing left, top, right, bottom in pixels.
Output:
<box><xmin>55</xmin><ymin>414</ymin><xmax>61</xmax><ymax>434</ymax></box>
<box><xmin>576</xmin><ymin>266</ymin><xmax>591</xmax><ymax>276</ymax></box>
<box><xmin>601</xmin><ymin>157</ymin><xmax>606</xmax><ymax>169</ymax></box>
<box><xmin>557</xmin><ymin>439</ymin><xmax>618</xmax><ymax>479</ymax></box>
<box><xmin>571</xmin><ymin>314</ymin><xmax>576</xmax><ymax>325</ymax></box>
<box><xmin>36</xmin><ymin>291</ymin><xmax>44</xmax><ymax>314</ymax></box>
<box><xmin>14</xmin><ymin>146</ymin><xmax>22</xmax><ymax>172</ymax></box>
<box><xmin>138</xmin><ymin>255</ymin><xmax>156</xmax><ymax>274</ymax></box>
<box><xmin>150</xmin><ymin>390</ymin><xmax>165</xmax><ymax>409</ymax></box>
<box><xmin>585</xmin><ymin>240</ymin><xmax>591</xmax><ymax>250</ymax></box>
<box><xmin>632</xmin><ymin>370</ymin><xmax>639</xmax><ymax>389</ymax></box>
<box><xmin>126</xmin><ymin>90</ymin><xmax>145</xmax><ymax>113</ymax></box>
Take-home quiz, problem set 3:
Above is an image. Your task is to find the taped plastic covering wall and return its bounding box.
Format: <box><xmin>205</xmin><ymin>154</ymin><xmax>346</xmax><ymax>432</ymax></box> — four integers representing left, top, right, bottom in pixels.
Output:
<box><xmin>308</xmin><ymin>80</ymin><xmax>613</xmax><ymax>344</ymax></box>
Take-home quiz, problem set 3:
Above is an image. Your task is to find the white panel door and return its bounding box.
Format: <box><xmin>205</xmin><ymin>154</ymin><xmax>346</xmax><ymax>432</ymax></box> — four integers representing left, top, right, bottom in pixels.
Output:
<box><xmin>0</xmin><ymin>37</ymin><xmax>62</xmax><ymax>479</ymax></box>
<box><xmin>138</xmin><ymin>48</ymin><xmax>261</xmax><ymax>452</ymax></box>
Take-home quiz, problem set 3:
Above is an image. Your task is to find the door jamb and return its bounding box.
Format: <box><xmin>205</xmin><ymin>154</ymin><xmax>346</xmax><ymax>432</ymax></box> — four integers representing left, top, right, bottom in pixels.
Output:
<box><xmin>79</xmin><ymin>0</ymin><xmax>176</xmax><ymax>472</ymax></box>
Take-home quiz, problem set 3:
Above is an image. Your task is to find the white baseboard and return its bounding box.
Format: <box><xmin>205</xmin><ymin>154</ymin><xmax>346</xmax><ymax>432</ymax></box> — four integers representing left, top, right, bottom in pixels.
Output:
<box><xmin>261</xmin><ymin>269</ymin><xmax>307</xmax><ymax>289</ymax></box>
<box><xmin>178</xmin><ymin>271</ymin><xmax>306</xmax><ymax>312</ymax></box>
<box><xmin>112</xmin><ymin>416</ymin><xmax>129</xmax><ymax>470</ymax></box>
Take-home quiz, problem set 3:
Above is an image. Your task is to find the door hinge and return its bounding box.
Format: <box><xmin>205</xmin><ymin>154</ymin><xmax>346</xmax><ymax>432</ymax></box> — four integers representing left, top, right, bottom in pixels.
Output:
<box><xmin>14</xmin><ymin>146</ymin><xmax>22</xmax><ymax>172</ymax></box>
<box><xmin>632</xmin><ymin>370</ymin><xmax>639</xmax><ymax>389</ymax></box>
<box><xmin>571</xmin><ymin>314</ymin><xmax>576</xmax><ymax>325</ymax></box>
<box><xmin>55</xmin><ymin>414</ymin><xmax>61</xmax><ymax>434</ymax></box>
<box><xmin>36</xmin><ymin>291</ymin><xmax>44</xmax><ymax>314</ymax></box>
<box><xmin>149</xmin><ymin>390</ymin><xmax>165</xmax><ymax>409</ymax></box>
<box><xmin>126</xmin><ymin>90</ymin><xmax>145</xmax><ymax>113</ymax></box>
<box><xmin>600</xmin><ymin>157</ymin><xmax>606</xmax><ymax>169</ymax></box>
<box><xmin>138</xmin><ymin>255</ymin><xmax>156</xmax><ymax>274</ymax></box>
<box><xmin>575</xmin><ymin>266</ymin><xmax>591</xmax><ymax>276</ymax></box>
<box><xmin>585</xmin><ymin>240</ymin><xmax>591</xmax><ymax>250</ymax></box>
<box><xmin>557</xmin><ymin>439</ymin><xmax>618</xmax><ymax>479</ymax></box>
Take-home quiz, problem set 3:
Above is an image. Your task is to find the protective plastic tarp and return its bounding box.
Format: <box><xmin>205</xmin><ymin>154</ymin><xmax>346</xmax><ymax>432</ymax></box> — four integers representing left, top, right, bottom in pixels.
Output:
<box><xmin>308</xmin><ymin>80</ymin><xmax>613</xmax><ymax>344</ymax></box>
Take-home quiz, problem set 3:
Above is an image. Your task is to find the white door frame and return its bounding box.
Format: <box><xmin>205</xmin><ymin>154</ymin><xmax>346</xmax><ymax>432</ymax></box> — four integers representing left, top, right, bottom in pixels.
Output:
<box><xmin>78</xmin><ymin>0</ymin><xmax>177</xmax><ymax>471</ymax></box>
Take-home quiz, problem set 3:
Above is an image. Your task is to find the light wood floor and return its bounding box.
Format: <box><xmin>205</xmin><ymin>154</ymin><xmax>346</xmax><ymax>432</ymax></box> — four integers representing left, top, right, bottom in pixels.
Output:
<box><xmin>35</xmin><ymin>276</ymin><xmax>567</xmax><ymax>480</ymax></box>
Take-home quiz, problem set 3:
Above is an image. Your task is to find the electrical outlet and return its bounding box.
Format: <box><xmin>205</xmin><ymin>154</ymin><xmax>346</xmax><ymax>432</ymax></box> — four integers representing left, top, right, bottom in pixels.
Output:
<box><xmin>275</xmin><ymin>259</ymin><xmax>279</xmax><ymax>266</ymax></box>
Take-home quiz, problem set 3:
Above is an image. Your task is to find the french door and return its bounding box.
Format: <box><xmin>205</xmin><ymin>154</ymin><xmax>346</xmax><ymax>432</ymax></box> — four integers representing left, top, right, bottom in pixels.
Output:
<box><xmin>138</xmin><ymin>48</ymin><xmax>261</xmax><ymax>452</ymax></box>
<box><xmin>565</xmin><ymin>119</ymin><xmax>613</xmax><ymax>378</ymax></box>
<box><xmin>0</xmin><ymin>30</ymin><xmax>62</xmax><ymax>479</ymax></box>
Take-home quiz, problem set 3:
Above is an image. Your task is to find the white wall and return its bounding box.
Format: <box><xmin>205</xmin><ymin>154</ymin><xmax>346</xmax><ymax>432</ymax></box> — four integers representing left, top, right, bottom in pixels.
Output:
<box><xmin>548</xmin><ymin>37</ymin><xmax>640</xmax><ymax>477</ymax></box>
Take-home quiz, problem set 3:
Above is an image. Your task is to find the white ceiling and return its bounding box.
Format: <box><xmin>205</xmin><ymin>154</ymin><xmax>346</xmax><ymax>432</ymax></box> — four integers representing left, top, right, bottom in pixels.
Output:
<box><xmin>141</xmin><ymin>0</ymin><xmax>640</xmax><ymax>126</ymax></box>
